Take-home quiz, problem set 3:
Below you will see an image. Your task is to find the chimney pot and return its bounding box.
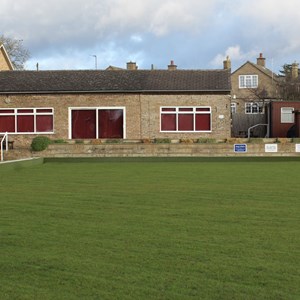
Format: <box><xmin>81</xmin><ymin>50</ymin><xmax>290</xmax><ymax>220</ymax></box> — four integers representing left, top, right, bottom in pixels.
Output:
<box><xmin>257</xmin><ymin>53</ymin><xmax>266</xmax><ymax>67</ymax></box>
<box><xmin>223</xmin><ymin>56</ymin><xmax>231</xmax><ymax>70</ymax></box>
<box><xmin>168</xmin><ymin>60</ymin><xmax>177</xmax><ymax>70</ymax></box>
<box><xmin>292</xmin><ymin>62</ymin><xmax>299</xmax><ymax>80</ymax></box>
<box><xmin>127</xmin><ymin>61</ymin><xmax>138</xmax><ymax>70</ymax></box>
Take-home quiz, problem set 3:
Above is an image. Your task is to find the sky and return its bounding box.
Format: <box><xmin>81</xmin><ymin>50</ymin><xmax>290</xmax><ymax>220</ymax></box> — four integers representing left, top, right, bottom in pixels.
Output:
<box><xmin>1</xmin><ymin>0</ymin><xmax>300</xmax><ymax>73</ymax></box>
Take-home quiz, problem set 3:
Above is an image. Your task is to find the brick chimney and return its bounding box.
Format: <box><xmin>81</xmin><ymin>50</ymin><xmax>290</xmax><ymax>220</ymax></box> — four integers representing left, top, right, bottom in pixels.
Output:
<box><xmin>168</xmin><ymin>60</ymin><xmax>177</xmax><ymax>71</ymax></box>
<box><xmin>257</xmin><ymin>53</ymin><xmax>266</xmax><ymax>67</ymax></box>
<box><xmin>291</xmin><ymin>62</ymin><xmax>299</xmax><ymax>80</ymax></box>
<box><xmin>127</xmin><ymin>61</ymin><xmax>138</xmax><ymax>70</ymax></box>
<box><xmin>223</xmin><ymin>56</ymin><xmax>231</xmax><ymax>69</ymax></box>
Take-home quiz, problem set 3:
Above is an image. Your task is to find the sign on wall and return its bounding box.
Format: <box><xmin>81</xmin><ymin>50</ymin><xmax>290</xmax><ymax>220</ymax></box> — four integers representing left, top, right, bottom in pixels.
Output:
<box><xmin>265</xmin><ymin>144</ymin><xmax>278</xmax><ymax>153</ymax></box>
<box><xmin>296</xmin><ymin>144</ymin><xmax>300</xmax><ymax>152</ymax></box>
<box><xmin>234</xmin><ymin>144</ymin><xmax>247</xmax><ymax>153</ymax></box>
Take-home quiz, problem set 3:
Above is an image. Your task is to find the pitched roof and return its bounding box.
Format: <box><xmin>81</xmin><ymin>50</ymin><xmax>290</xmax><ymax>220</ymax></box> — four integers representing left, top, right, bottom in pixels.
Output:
<box><xmin>232</xmin><ymin>61</ymin><xmax>279</xmax><ymax>81</ymax></box>
<box><xmin>105</xmin><ymin>65</ymin><xmax>125</xmax><ymax>71</ymax></box>
<box><xmin>0</xmin><ymin>44</ymin><xmax>14</xmax><ymax>71</ymax></box>
<box><xmin>0</xmin><ymin>69</ymin><xmax>231</xmax><ymax>94</ymax></box>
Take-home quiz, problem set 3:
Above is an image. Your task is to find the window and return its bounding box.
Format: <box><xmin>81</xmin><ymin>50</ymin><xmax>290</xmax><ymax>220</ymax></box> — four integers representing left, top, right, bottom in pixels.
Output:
<box><xmin>0</xmin><ymin>108</ymin><xmax>54</xmax><ymax>134</ymax></box>
<box><xmin>160</xmin><ymin>107</ymin><xmax>211</xmax><ymax>132</ymax></box>
<box><xmin>245</xmin><ymin>102</ymin><xmax>263</xmax><ymax>114</ymax></box>
<box><xmin>281</xmin><ymin>107</ymin><xmax>294</xmax><ymax>123</ymax></box>
<box><xmin>239</xmin><ymin>75</ymin><xmax>258</xmax><ymax>88</ymax></box>
<box><xmin>231</xmin><ymin>103</ymin><xmax>237</xmax><ymax>114</ymax></box>
<box><xmin>70</xmin><ymin>107</ymin><xmax>125</xmax><ymax>139</ymax></box>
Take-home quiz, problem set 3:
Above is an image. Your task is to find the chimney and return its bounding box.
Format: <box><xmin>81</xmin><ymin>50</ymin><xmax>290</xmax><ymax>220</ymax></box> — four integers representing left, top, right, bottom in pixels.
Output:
<box><xmin>223</xmin><ymin>56</ymin><xmax>231</xmax><ymax>69</ymax></box>
<box><xmin>292</xmin><ymin>62</ymin><xmax>299</xmax><ymax>80</ymax></box>
<box><xmin>257</xmin><ymin>53</ymin><xmax>266</xmax><ymax>67</ymax></box>
<box><xmin>127</xmin><ymin>61</ymin><xmax>138</xmax><ymax>70</ymax></box>
<box><xmin>168</xmin><ymin>60</ymin><xmax>177</xmax><ymax>71</ymax></box>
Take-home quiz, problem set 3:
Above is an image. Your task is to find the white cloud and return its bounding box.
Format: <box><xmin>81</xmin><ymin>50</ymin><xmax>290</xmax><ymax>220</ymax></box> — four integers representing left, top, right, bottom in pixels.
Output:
<box><xmin>231</xmin><ymin>0</ymin><xmax>300</xmax><ymax>56</ymax></box>
<box><xmin>130</xmin><ymin>35</ymin><xmax>143</xmax><ymax>43</ymax></box>
<box><xmin>211</xmin><ymin>46</ymin><xmax>258</xmax><ymax>67</ymax></box>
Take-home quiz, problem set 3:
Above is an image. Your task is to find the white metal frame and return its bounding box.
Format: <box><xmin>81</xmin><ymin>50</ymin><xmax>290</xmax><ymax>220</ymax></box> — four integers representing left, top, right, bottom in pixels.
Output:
<box><xmin>160</xmin><ymin>106</ymin><xmax>212</xmax><ymax>133</ymax></box>
<box><xmin>230</xmin><ymin>103</ymin><xmax>237</xmax><ymax>114</ymax></box>
<box><xmin>239</xmin><ymin>75</ymin><xmax>258</xmax><ymax>89</ymax></box>
<box><xmin>280</xmin><ymin>107</ymin><xmax>294</xmax><ymax>123</ymax></box>
<box><xmin>0</xmin><ymin>108</ymin><xmax>54</xmax><ymax>135</ymax></box>
<box><xmin>68</xmin><ymin>107</ymin><xmax>126</xmax><ymax>139</ymax></box>
<box><xmin>245</xmin><ymin>102</ymin><xmax>264</xmax><ymax>114</ymax></box>
<box><xmin>0</xmin><ymin>132</ymin><xmax>8</xmax><ymax>162</ymax></box>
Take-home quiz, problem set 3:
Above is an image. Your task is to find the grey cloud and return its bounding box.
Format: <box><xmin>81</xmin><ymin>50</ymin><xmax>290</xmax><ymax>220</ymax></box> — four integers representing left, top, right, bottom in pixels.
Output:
<box><xmin>1</xmin><ymin>0</ymin><xmax>300</xmax><ymax>72</ymax></box>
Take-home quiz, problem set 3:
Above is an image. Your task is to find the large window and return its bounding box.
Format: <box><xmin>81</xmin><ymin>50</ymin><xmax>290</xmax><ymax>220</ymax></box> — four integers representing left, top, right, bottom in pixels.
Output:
<box><xmin>0</xmin><ymin>108</ymin><xmax>54</xmax><ymax>134</ymax></box>
<box><xmin>281</xmin><ymin>107</ymin><xmax>294</xmax><ymax>123</ymax></box>
<box><xmin>160</xmin><ymin>107</ymin><xmax>211</xmax><ymax>132</ymax></box>
<box><xmin>245</xmin><ymin>102</ymin><xmax>263</xmax><ymax>114</ymax></box>
<box><xmin>70</xmin><ymin>107</ymin><xmax>125</xmax><ymax>139</ymax></box>
<box><xmin>239</xmin><ymin>75</ymin><xmax>258</xmax><ymax>88</ymax></box>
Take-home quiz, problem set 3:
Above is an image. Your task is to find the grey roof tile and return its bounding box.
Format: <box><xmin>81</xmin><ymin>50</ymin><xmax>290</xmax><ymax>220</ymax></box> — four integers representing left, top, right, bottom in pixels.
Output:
<box><xmin>0</xmin><ymin>69</ymin><xmax>231</xmax><ymax>93</ymax></box>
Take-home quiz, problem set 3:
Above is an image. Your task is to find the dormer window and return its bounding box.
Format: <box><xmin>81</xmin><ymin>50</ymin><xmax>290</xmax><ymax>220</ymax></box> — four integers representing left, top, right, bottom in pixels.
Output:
<box><xmin>239</xmin><ymin>75</ymin><xmax>258</xmax><ymax>88</ymax></box>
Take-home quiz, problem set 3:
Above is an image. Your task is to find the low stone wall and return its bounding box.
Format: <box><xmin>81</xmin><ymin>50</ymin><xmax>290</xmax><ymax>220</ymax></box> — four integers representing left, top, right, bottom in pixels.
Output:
<box><xmin>4</xmin><ymin>138</ymin><xmax>300</xmax><ymax>160</ymax></box>
<box><xmin>31</xmin><ymin>140</ymin><xmax>300</xmax><ymax>158</ymax></box>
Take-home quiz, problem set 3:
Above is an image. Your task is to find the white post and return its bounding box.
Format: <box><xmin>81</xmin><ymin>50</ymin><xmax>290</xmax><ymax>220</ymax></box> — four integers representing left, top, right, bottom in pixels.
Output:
<box><xmin>5</xmin><ymin>132</ymin><xmax>8</xmax><ymax>152</ymax></box>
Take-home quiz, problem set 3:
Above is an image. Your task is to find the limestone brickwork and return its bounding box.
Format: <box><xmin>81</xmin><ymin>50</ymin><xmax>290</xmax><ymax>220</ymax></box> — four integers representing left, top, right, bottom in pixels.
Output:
<box><xmin>231</xmin><ymin>62</ymin><xmax>279</xmax><ymax>114</ymax></box>
<box><xmin>230</xmin><ymin>54</ymin><xmax>280</xmax><ymax>137</ymax></box>
<box><xmin>0</xmin><ymin>45</ymin><xmax>13</xmax><ymax>71</ymax></box>
<box><xmin>0</xmin><ymin>92</ymin><xmax>231</xmax><ymax>146</ymax></box>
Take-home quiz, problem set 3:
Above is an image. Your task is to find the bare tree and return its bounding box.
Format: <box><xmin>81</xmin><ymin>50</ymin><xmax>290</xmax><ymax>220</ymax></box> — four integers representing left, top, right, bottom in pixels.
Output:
<box><xmin>0</xmin><ymin>34</ymin><xmax>30</xmax><ymax>70</ymax></box>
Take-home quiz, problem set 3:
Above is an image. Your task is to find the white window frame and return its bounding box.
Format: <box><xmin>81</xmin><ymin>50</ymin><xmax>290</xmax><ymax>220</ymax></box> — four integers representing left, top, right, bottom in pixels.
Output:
<box><xmin>231</xmin><ymin>103</ymin><xmax>237</xmax><ymax>114</ymax></box>
<box><xmin>68</xmin><ymin>107</ymin><xmax>126</xmax><ymax>139</ymax></box>
<box><xmin>245</xmin><ymin>102</ymin><xmax>264</xmax><ymax>114</ymax></box>
<box><xmin>281</xmin><ymin>107</ymin><xmax>294</xmax><ymax>123</ymax></box>
<box><xmin>160</xmin><ymin>106</ymin><xmax>212</xmax><ymax>133</ymax></box>
<box><xmin>0</xmin><ymin>108</ymin><xmax>54</xmax><ymax>134</ymax></box>
<box><xmin>239</xmin><ymin>75</ymin><xmax>258</xmax><ymax>88</ymax></box>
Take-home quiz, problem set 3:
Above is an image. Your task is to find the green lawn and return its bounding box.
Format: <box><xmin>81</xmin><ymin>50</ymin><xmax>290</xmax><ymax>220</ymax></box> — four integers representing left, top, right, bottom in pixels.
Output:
<box><xmin>0</xmin><ymin>159</ymin><xmax>299</xmax><ymax>299</ymax></box>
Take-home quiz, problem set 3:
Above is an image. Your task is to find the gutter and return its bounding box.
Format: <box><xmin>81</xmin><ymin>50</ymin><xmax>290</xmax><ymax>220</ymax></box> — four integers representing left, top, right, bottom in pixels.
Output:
<box><xmin>0</xmin><ymin>89</ymin><xmax>231</xmax><ymax>95</ymax></box>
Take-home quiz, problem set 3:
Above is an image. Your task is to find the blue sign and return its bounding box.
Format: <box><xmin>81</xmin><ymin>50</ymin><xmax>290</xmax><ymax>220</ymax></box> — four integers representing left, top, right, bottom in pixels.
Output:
<box><xmin>234</xmin><ymin>144</ymin><xmax>247</xmax><ymax>153</ymax></box>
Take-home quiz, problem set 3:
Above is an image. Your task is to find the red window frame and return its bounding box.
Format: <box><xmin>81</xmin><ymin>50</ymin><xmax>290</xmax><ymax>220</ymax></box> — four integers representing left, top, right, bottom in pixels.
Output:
<box><xmin>160</xmin><ymin>106</ymin><xmax>211</xmax><ymax>132</ymax></box>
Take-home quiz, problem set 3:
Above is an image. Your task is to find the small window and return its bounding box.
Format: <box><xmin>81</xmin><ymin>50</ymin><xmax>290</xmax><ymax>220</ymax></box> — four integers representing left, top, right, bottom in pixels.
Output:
<box><xmin>17</xmin><ymin>109</ymin><xmax>34</xmax><ymax>114</ymax></box>
<box><xmin>179</xmin><ymin>108</ymin><xmax>193</xmax><ymax>112</ymax></box>
<box><xmin>161</xmin><ymin>108</ymin><xmax>176</xmax><ymax>112</ymax></box>
<box><xmin>239</xmin><ymin>75</ymin><xmax>258</xmax><ymax>88</ymax></box>
<box><xmin>245</xmin><ymin>102</ymin><xmax>263</xmax><ymax>114</ymax></box>
<box><xmin>281</xmin><ymin>107</ymin><xmax>294</xmax><ymax>123</ymax></box>
<box><xmin>231</xmin><ymin>103</ymin><xmax>237</xmax><ymax>114</ymax></box>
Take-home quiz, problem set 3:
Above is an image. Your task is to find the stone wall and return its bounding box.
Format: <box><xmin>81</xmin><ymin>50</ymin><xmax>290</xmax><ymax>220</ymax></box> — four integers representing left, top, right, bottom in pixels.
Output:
<box><xmin>31</xmin><ymin>141</ymin><xmax>300</xmax><ymax>158</ymax></box>
<box><xmin>0</xmin><ymin>92</ymin><xmax>231</xmax><ymax>146</ymax></box>
<box><xmin>0</xmin><ymin>48</ymin><xmax>12</xmax><ymax>71</ymax></box>
<box><xmin>3</xmin><ymin>139</ymin><xmax>300</xmax><ymax>161</ymax></box>
<box><xmin>231</xmin><ymin>63</ymin><xmax>279</xmax><ymax>111</ymax></box>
